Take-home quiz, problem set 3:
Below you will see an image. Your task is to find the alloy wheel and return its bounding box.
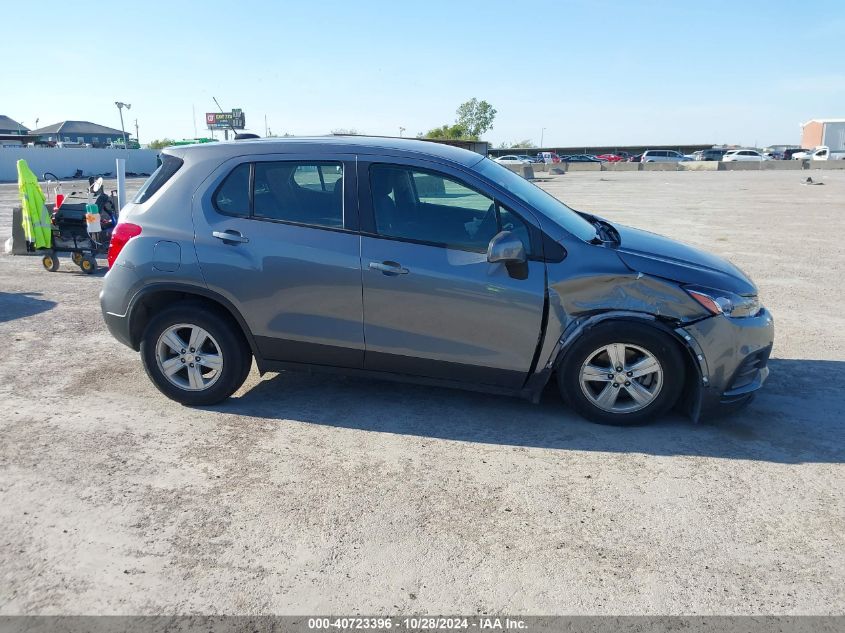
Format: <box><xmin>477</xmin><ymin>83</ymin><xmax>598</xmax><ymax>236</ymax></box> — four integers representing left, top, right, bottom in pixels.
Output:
<box><xmin>579</xmin><ymin>343</ymin><xmax>663</xmax><ymax>413</ymax></box>
<box><xmin>155</xmin><ymin>323</ymin><xmax>224</xmax><ymax>391</ymax></box>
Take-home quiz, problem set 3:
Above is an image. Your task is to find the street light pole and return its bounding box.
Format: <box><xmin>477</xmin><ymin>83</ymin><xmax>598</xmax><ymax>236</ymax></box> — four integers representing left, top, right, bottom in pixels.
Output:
<box><xmin>399</xmin><ymin>126</ymin><xmax>405</xmax><ymax>137</ymax></box>
<box><xmin>115</xmin><ymin>101</ymin><xmax>131</xmax><ymax>148</ymax></box>
<box><xmin>541</xmin><ymin>127</ymin><xmax>546</xmax><ymax>148</ymax></box>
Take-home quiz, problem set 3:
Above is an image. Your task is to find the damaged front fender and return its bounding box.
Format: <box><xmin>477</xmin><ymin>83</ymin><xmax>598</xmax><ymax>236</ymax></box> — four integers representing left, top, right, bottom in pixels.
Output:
<box><xmin>523</xmin><ymin>245</ymin><xmax>712</xmax><ymax>418</ymax></box>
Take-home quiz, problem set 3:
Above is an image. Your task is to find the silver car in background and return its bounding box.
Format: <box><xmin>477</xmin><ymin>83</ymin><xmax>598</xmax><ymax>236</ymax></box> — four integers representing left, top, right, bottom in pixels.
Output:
<box><xmin>101</xmin><ymin>137</ymin><xmax>773</xmax><ymax>425</ymax></box>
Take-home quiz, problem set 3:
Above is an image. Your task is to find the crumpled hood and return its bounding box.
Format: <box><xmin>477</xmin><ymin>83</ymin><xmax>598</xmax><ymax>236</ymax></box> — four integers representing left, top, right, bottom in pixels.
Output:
<box><xmin>612</xmin><ymin>224</ymin><xmax>757</xmax><ymax>295</ymax></box>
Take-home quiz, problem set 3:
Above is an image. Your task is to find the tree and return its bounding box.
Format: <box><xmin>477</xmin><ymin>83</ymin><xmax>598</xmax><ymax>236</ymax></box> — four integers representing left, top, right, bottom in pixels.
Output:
<box><xmin>423</xmin><ymin>123</ymin><xmax>467</xmax><ymax>140</ymax></box>
<box><xmin>148</xmin><ymin>138</ymin><xmax>175</xmax><ymax>149</ymax></box>
<box><xmin>498</xmin><ymin>139</ymin><xmax>536</xmax><ymax>150</ymax></box>
<box><xmin>511</xmin><ymin>139</ymin><xmax>536</xmax><ymax>149</ymax></box>
<box><xmin>331</xmin><ymin>128</ymin><xmax>361</xmax><ymax>135</ymax></box>
<box><xmin>455</xmin><ymin>98</ymin><xmax>497</xmax><ymax>139</ymax></box>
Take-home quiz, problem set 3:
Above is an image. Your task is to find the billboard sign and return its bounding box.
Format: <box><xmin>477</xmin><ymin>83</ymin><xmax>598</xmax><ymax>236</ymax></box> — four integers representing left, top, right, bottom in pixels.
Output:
<box><xmin>206</xmin><ymin>108</ymin><xmax>245</xmax><ymax>130</ymax></box>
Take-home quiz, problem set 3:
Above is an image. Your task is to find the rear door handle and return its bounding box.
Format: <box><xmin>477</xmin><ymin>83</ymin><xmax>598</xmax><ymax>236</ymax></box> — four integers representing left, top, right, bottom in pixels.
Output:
<box><xmin>212</xmin><ymin>230</ymin><xmax>249</xmax><ymax>244</ymax></box>
<box><xmin>369</xmin><ymin>261</ymin><xmax>409</xmax><ymax>275</ymax></box>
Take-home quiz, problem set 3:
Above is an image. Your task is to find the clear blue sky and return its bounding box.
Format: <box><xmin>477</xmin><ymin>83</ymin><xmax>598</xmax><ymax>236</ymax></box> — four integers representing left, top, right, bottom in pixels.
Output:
<box><xmin>4</xmin><ymin>0</ymin><xmax>843</xmax><ymax>147</ymax></box>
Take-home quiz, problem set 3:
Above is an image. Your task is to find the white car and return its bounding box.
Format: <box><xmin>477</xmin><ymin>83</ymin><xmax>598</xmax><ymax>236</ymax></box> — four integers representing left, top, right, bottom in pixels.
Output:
<box><xmin>641</xmin><ymin>149</ymin><xmax>688</xmax><ymax>163</ymax></box>
<box><xmin>494</xmin><ymin>155</ymin><xmax>531</xmax><ymax>165</ymax></box>
<box><xmin>722</xmin><ymin>149</ymin><xmax>770</xmax><ymax>162</ymax></box>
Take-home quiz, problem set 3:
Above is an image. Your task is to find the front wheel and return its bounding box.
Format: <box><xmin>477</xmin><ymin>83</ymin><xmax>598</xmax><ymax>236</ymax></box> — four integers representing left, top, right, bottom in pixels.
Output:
<box><xmin>558</xmin><ymin>322</ymin><xmax>685</xmax><ymax>425</ymax></box>
<box><xmin>140</xmin><ymin>305</ymin><xmax>251</xmax><ymax>406</ymax></box>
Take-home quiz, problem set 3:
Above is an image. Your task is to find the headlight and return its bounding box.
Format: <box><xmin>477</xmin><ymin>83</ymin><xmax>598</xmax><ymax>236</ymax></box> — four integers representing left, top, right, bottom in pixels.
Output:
<box><xmin>685</xmin><ymin>286</ymin><xmax>761</xmax><ymax>318</ymax></box>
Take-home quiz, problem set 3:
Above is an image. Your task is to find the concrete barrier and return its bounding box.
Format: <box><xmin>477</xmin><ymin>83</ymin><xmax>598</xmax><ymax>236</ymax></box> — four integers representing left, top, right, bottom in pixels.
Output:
<box><xmin>642</xmin><ymin>162</ymin><xmax>679</xmax><ymax>171</ymax></box>
<box><xmin>0</xmin><ymin>147</ymin><xmax>158</xmax><ymax>182</ymax></box>
<box><xmin>549</xmin><ymin>164</ymin><xmax>567</xmax><ymax>174</ymax></box>
<box><xmin>9</xmin><ymin>207</ymin><xmax>32</xmax><ymax>255</ymax></box>
<box><xmin>601</xmin><ymin>162</ymin><xmax>639</xmax><ymax>171</ymax></box>
<box><xmin>680</xmin><ymin>161</ymin><xmax>720</xmax><ymax>171</ymax></box>
<box><xmin>762</xmin><ymin>160</ymin><xmax>805</xmax><ymax>170</ymax></box>
<box><xmin>565</xmin><ymin>162</ymin><xmax>602</xmax><ymax>171</ymax></box>
<box><xmin>719</xmin><ymin>161</ymin><xmax>766</xmax><ymax>171</ymax></box>
<box><xmin>808</xmin><ymin>160</ymin><xmax>845</xmax><ymax>169</ymax></box>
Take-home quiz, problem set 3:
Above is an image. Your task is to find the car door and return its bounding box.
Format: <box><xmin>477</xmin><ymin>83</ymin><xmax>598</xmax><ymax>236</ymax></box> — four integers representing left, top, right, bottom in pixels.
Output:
<box><xmin>357</xmin><ymin>158</ymin><xmax>546</xmax><ymax>389</ymax></box>
<box><xmin>192</xmin><ymin>154</ymin><xmax>365</xmax><ymax>368</ymax></box>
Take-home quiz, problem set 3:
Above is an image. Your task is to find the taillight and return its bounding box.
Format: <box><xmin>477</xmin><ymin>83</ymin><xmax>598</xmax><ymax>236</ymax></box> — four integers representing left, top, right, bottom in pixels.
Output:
<box><xmin>107</xmin><ymin>222</ymin><xmax>142</xmax><ymax>268</ymax></box>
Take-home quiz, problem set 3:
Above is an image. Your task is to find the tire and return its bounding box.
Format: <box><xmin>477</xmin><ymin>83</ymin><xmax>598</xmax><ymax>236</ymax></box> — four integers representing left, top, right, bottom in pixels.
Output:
<box><xmin>140</xmin><ymin>304</ymin><xmax>252</xmax><ymax>406</ymax></box>
<box><xmin>79</xmin><ymin>254</ymin><xmax>97</xmax><ymax>274</ymax></box>
<box><xmin>41</xmin><ymin>252</ymin><xmax>59</xmax><ymax>272</ymax></box>
<box><xmin>558</xmin><ymin>321</ymin><xmax>684</xmax><ymax>426</ymax></box>
<box><xmin>72</xmin><ymin>251</ymin><xmax>83</xmax><ymax>266</ymax></box>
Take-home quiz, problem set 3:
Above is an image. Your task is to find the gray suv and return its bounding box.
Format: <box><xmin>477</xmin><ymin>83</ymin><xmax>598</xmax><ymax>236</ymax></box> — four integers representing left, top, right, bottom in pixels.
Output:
<box><xmin>101</xmin><ymin>137</ymin><xmax>773</xmax><ymax>425</ymax></box>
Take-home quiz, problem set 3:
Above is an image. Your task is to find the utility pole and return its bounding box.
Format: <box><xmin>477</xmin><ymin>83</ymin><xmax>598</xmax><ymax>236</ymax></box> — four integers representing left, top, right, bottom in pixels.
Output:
<box><xmin>540</xmin><ymin>127</ymin><xmax>546</xmax><ymax>148</ymax></box>
<box><xmin>134</xmin><ymin>119</ymin><xmax>139</xmax><ymax>145</ymax></box>
<box><xmin>115</xmin><ymin>101</ymin><xmax>131</xmax><ymax>148</ymax></box>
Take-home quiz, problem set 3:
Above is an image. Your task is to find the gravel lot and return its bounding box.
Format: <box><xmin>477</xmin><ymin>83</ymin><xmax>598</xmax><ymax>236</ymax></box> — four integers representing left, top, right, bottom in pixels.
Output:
<box><xmin>1</xmin><ymin>170</ymin><xmax>843</xmax><ymax>615</ymax></box>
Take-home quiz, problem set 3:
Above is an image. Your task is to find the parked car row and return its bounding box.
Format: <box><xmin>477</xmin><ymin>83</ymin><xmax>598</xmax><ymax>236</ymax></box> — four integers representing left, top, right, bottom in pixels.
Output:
<box><xmin>495</xmin><ymin>152</ymin><xmax>626</xmax><ymax>165</ymax></box>
<box><xmin>493</xmin><ymin>145</ymin><xmax>845</xmax><ymax>165</ymax></box>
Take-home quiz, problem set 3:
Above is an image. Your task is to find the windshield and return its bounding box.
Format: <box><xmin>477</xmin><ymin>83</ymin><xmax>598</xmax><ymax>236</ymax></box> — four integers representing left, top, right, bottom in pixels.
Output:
<box><xmin>475</xmin><ymin>158</ymin><xmax>597</xmax><ymax>241</ymax></box>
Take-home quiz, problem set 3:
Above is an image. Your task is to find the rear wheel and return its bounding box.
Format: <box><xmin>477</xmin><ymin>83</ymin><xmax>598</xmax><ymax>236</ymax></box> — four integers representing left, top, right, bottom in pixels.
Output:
<box><xmin>41</xmin><ymin>252</ymin><xmax>59</xmax><ymax>272</ymax></box>
<box><xmin>558</xmin><ymin>321</ymin><xmax>684</xmax><ymax>425</ymax></box>
<box><xmin>79</xmin><ymin>254</ymin><xmax>97</xmax><ymax>274</ymax></box>
<box><xmin>72</xmin><ymin>251</ymin><xmax>83</xmax><ymax>266</ymax></box>
<box><xmin>140</xmin><ymin>305</ymin><xmax>251</xmax><ymax>406</ymax></box>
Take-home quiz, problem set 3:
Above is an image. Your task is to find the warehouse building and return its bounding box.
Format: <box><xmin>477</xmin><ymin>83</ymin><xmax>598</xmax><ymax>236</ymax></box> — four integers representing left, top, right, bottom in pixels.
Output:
<box><xmin>28</xmin><ymin>120</ymin><xmax>129</xmax><ymax>147</ymax></box>
<box><xmin>0</xmin><ymin>115</ymin><xmax>29</xmax><ymax>135</ymax></box>
<box><xmin>801</xmin><ymin>118</ymin><xmax>845</xmax><ymax>151</ymax></box>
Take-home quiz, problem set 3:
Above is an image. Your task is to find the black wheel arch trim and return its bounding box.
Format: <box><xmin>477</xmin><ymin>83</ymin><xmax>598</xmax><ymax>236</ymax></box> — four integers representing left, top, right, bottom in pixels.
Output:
<box><xmin>525</xmin><ymin>311</ymin><xmax>707</xmax><ymax>420</ymax></box>
<box><xmin>126</xmin><ymin>282</ymin><xmax>264</xmax><ymax>369</ymax></box>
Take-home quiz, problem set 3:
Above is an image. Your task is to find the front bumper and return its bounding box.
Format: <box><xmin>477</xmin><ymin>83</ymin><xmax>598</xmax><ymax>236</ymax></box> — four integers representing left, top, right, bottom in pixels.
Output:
<box><xmin>680</xmin><ymin>307</ymin><xmax>775</xmax><ymax>418</ymax></box>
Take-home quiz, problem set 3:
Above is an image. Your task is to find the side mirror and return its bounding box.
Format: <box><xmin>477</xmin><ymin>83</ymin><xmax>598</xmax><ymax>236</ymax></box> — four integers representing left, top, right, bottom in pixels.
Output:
<box><xmin>487</xmin><ymin>230</ymin><xmax>527</xmax><ymax>264</ymax></box>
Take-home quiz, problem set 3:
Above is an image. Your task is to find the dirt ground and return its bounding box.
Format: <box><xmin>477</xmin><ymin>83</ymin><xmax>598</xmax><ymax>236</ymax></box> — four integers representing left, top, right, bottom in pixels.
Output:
<box><xmin>0</xmin><ymin>170</ymin><xmax>843</xmax><ymax>615</ymax></box>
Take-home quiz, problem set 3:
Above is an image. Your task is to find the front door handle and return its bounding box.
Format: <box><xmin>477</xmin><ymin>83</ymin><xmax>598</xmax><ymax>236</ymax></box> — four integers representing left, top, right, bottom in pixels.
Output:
<box><xmin>212</xmin><ymin>230</ymin><xmax>249</xmax><ymax>244</ymax></box>
<box><xmin>369</xmin><ymin>261</ymin><xmax>409</xmax><ymax>275</ymax></box>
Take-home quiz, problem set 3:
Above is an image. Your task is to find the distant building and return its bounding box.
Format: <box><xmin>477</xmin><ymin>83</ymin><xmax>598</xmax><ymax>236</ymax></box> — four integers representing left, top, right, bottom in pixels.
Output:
<box><xmin>0</xmin><ymin>115</ymin><xmax>29</xmax><ymax>135</ymax></box>
<box><xmin>418</xmin><ymin>137</ymin><xmax>490</xmax><ymax>156</ymax></box>
<box><xmin>801</xmin><ymin>118</ymin><xmax>845</xmax><ymax>151</ymax></box>
<box><xmin>28</xmin><ymin>120</ymin><xmax>129</xmax><ymax>147</ymax></box>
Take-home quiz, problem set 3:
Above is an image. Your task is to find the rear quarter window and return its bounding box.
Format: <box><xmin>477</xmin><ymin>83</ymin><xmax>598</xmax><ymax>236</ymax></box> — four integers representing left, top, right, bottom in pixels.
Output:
<box><xmin>213</xmin><ymin>163</ymin><xmax>251</xmax><ymax>216</ymax></box>
<box><xmin>133</xmin><ymin>154</ymin><xmax>183</xmax><ymax>204</ymax></box>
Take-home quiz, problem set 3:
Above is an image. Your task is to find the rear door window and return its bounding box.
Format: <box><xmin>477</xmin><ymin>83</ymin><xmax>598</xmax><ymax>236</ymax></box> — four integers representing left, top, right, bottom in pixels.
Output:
<box><xmin>292</xmin><ymin>164</ymin><xmax>343</xmax><ymax>192</ymax></box>
<box><xmin>253</xmin><ymin>161</ymin><xmax>343</xmax><ymax>228</ymax></box>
